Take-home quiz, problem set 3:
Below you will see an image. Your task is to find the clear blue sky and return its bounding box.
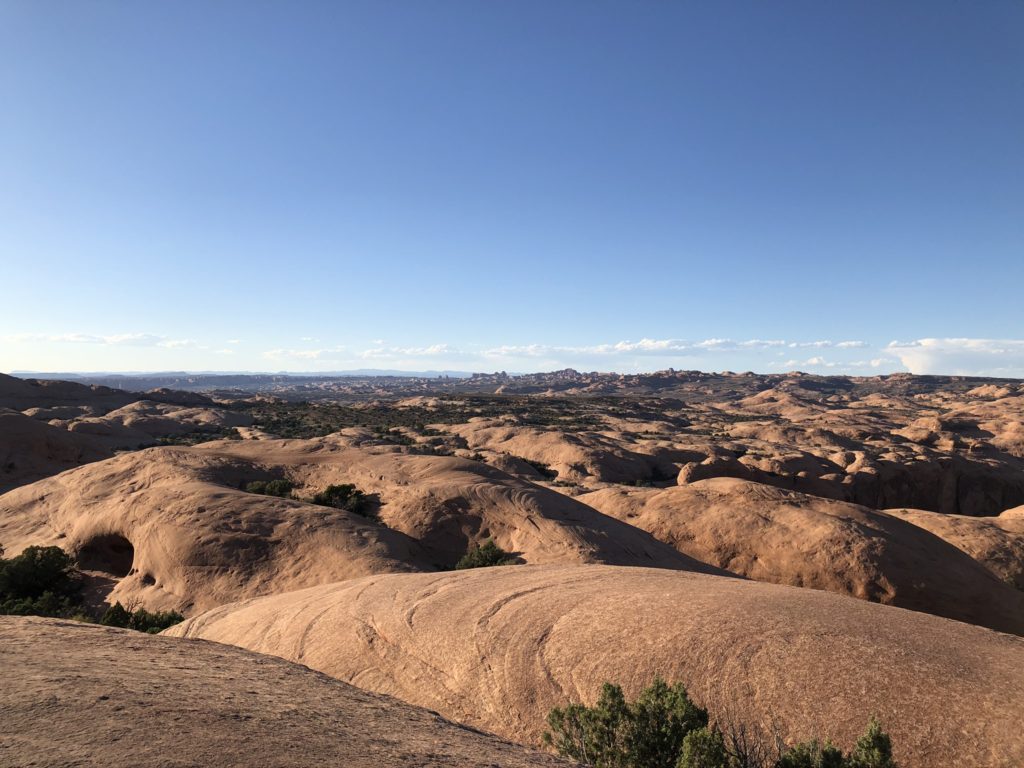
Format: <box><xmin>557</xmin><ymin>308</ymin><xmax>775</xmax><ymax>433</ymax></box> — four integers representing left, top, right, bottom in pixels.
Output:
<box><xmin>2</xmin><ymin>1</ymin><xmax>1022</xmax><ymax>375</ymax></box>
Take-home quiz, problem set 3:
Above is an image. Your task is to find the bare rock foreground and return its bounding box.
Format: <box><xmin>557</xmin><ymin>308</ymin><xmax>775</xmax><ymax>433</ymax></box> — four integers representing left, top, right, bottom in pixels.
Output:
<box><xmin>0</xmin><ymin>616</ymin><xmax>572</xmax><ymax>768</ymax></box>
<box><xmin>169</xmin><ymin>565</ymin><xmax>1024</xmax><ymax>768</ymax></box>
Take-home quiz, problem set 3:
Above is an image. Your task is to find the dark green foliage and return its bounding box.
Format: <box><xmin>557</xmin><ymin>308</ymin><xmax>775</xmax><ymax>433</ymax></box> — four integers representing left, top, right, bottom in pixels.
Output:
<box><xmin>544</xmin><ymin>678</ymin><xmax>708</xmax><ymax>768</ymax></box>
<box><xmin>628</xmin><ymin>679</ymin><xmax>709</xmax><ymax>768</ymax></box>
<box><xmin>521</xmin><ymin>458</ymin><xmax>558</xmax><ymax>479</ymax></box>
<box><xmin>239</xmin><ymin>395</ymin><xmax>612</xmax><ymax>439</ymax></box>
<box><xmin>774</xmin><ymin>741</ymin><xmax>846</xmax><ymax>768</ymax></box>
<box><xmin>0</xmin><ymin>591</ymin><xmax>83</xmax><ymax>618</ymax></box>
<box><xmin>0</xmin><ymin>546</ymin><xmax>82</xmax><ymax>617</ymax></box>
<box><xmin>0</xmin><ymin>544</ymin><xmax>183</xmax><ymax>632</ymax></box>
<box><xmin>245</xmin><ymin>479</ymin><xmax>295</xmax><ymax>498</ymax></box>
<box><xmin>155</xmin><ymin>426</ymin><xmax>242</xmax><ymax>446</ymax></box>
<box><xmin>311</xmin><ymin>483</ymin><xmax>373</xmax><ymax>517</ymax></box>
<box><xmin>678</xmin><ymin>726</ymin><xmax>729</xmax><ymax>768</ymax></box>
<box><xmin>455</xmin><ymin>539</ymin><xmax>515</xmax><ymax>570</ymax></box>
<box><xmin>99</xmin><ymin>601</ymin><xmax>132</xmax><ymax>628</ymax></box>
<box><xmin>374</xmin><ymin>426</ymin><xmax>415</xmax><ymax>445</ymax></box>
<box><xmin>100</xmin><ymin>601</ymin><xmax>185</xmax><ymax>633</ymax></box>
<box><xmin>0</xmin><ymin>545</ymin><xmax>79</xmax><ymax>600</ymax></box>
<box><xmin>848</xmin><ymin>718</ymin><xmax>896</xmax><ymax>768</ymax></box>
<box><xmin>544</xmin><ymin>683</ymin><xmax>629</xmax><ymax>767</ymax></box>
<box><xmin>544</xmin><ymin>680</ymin><xmax>898</xmax><ymax>768</ymax></box>
<box><xmin>774</xmin><ymin>719</ymin><xmax>898</xmax><ymax>768</ymax></box>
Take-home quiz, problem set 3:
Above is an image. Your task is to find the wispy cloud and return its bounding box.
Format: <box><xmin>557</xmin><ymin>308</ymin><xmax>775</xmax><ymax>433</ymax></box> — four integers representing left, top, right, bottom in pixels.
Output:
<box><xmin>359</xmin><ymin>343</ymin><xmax>465</xmax><ymax>360</ymax></box>
<box><xmin>263</xmin><ymin>348</ymin><xmax>341</xmax><ymax>361</ymax></box>
<box><xmin>11</xmin><ymin>331</ymin><xmax>1022</xmax><ymax>377</ymax></box>
<box><xmin>785</xmin><ymin>340</ymin><xmax>867</xmax><ymax>349</ymax></box>
<box><xmin>887</xmin><ymin>338</ymin><xmax>1024</xmax><ymax>376</ymax></box>
<box><xmin>7</xmin><ymin>332</ymin><xmax>194</xmax><ymax>348</ymax></box>
<box><xmin>480</xmin><ymin>338</ymin><xmax>831</xmax><ymax>359</ymax></box>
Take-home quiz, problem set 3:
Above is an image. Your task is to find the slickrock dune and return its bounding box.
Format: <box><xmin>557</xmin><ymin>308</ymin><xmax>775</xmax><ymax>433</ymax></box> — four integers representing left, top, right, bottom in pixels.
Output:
<box><xmin>199</xmin><ymin>439</ymin><xmax>708</xmax><ymax>574</ymax></box>
<box><xmin>447</xmin><ymin>420</ymin><xmax>661</xmax><ymax>483</ymax></box>
<box><xmin>0</xmin><ymin>372</ymin><xmax>135</xmax><ymax>412</ymax></box>
<box><xmin>435</xmin><ymin>380</ymin><xmax>1024</xmax><ymax>516</ymax></box>
<box><xmin>168</xmin><ymin>565</ymin><xmax>1024</xmax><ymax>768</ymax></box>
<box><xmin>580</xmin><ymin>477</ymin><xmax>1024</xmax><ymax>634</ymax></box>
<box><xmin>0</xmin><ymin>409</ymin><xmax>112</xmax><ymax>493</ymax></box>
<box><xmin>0</xmin><ymin>445</ymin><xmax>429</xmax><ymax>613</ymax></box>
<box><xmin>61</xmin><ymin>399</ymin><xmax>253</xmax><ymax>448</ymax></box>
<box><xmin>0</xmin><ymin>438</ymin><xmax>709</xmax><ymax>613</ymax></box>
<box><xmin>886</xmin><ymin>505</ymin><xmax>1024</xmax><ymax>590</ymax></box>
<box><xmin>0</xmin><ymin>616</ymin><xmax>572</xmax><ymax>768</ymax></box>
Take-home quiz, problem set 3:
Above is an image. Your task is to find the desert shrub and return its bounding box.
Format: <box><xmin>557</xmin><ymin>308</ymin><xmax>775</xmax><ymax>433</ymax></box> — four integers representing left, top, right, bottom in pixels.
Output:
<box><xmin>774</xmin><ymin>719</ymin><xmax>896</xmax><ymax>768</ymax></box>
<box><xmin>374</xmin><ymin>426</ymin><xmax>415</xmax><ymax>445</ymax></box>
<box><xmin>544</xmin><ymin>678</ymin><xmax>708</xmax><ymax>768</ymax></box>
<box><xmin>521</xmin><ymin>457</ymin><xmax>558</xmax><ymax>479</ymax></box>
<box><xmin>0</xmin><ymin>591</ymin><xmax>84</xmax><ymax>618</ymax></box>
<box><xmin>311</xmin><ymin>483</ymin><xmax>373</xmax><ymax>517</ymax></box>
<box><xmin>0</xmin><ymin>545</ymin><xmax>184</xmax><ymax>631</ymax></box>
<box><xmin>99</xmin><ymin>601</ymin><xmax>133</xmax><ymax>627</ymax></box>
<box><xmin>100</xmin><ymin>601</ymin><xmax>185</xmax><ymax>633</ymax></box>
<box><xmin>775</xmin><ymin>740</ymin><xmax>846</xmax><ymax>768</ymax></box>
<box><xmin>0</xmin><ymin>546</ymin><xmax>82</xmax><ymax>617</ymax></box>
<box><xmin>679</xmin><ymin>726</ymin><xmax>729</xmax><ymax>768</ymax></box>
<box><xmin>544</xmin><ymin>680</ymin><xmax>897</xmax><ymax>768</ymax></box>
<box><xmin>245</xmin><ymin>479</ymin><xmax>295</xmax><ymax>498</ymax></box>
<box><xmin>847</xmin><ymin>718</ymin><xmax>896</xmax><ymax>768</ymax></box>
<box><xmin>455</xmin><ymin>539</ymin><xmax>515</xmax><ymax>570</ymax></box>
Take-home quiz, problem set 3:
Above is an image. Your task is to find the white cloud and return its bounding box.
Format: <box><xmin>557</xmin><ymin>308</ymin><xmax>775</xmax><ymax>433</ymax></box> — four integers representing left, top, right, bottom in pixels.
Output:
<box><xmin>263</xmin><ymin>348</ymin><xmax>334</xmax><ymax>361</ymax></box>
<box><xmin>886</xmin><ymin>338</ymin><xmax>1024</xmax><ymax>376</ymax></box>
<box><xmin>157</xmin><ymin>338</ymin><xmax>196</xmax><ymax>349</ymax></box>
<box><xmin>738</xmin><ymin>339</ymin><xmax>787</xmax><ymax>348</ymax></box>
<box><xmin>6</xmin><ymin>332</ymin><xmax>193</xmax><ymax>348</ymax></box>
<box><xmin>359</xmin><ymin>344</ymin><xmax>463</xmax><ymax>360</ymax></box>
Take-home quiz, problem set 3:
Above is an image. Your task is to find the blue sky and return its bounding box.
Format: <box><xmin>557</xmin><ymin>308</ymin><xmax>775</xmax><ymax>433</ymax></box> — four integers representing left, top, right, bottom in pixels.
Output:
<box><xmin>1</xmin><ymin>2</ymin><xmax>1022</xmax><ymax>376</ymax></box>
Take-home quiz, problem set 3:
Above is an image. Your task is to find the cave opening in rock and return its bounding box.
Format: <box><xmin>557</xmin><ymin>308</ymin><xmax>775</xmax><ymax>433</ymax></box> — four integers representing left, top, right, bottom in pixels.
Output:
<box><xmin>77</xmin><ymin>533</ymin><xmax>135</xmax><ymax>577</ymax></box>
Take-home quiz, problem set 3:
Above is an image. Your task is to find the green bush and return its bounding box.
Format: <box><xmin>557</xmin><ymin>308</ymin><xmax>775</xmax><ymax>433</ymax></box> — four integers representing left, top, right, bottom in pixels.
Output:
<box><xmin>310</xmin><ymin>484</ymin><xmax>373</xmax><ymax>517</ymax></box>
<box><xmin>544</xmin><ymin>678</ymin><xmax>708</xmax><ymax>768</ymax></box>
<box><xmin>847</xmin><ymin>718</ymin><xmax>896</xmax><ymax>768</ymax></box>
<box><xmin>0</xmin><ymin>545</ymin><xmax>82</xmax><ymax>617</ymax></box>
<box><xmin>521</xmin><ymin>457</ymin><xmax>558</xmax><ymax>479</ymax></box>
<box><xmin>100</xmin><ymin>601</ymin><xmax>184</xmax><ymax>633</ymax></box>
<box><xmin>775</xmin><ymin>740</ymin><xmax>846</xmax><ymax>768</ymax></box>
<box><xmin>245</xmin><ymin>479</ymin><xmax>295</xmax><ymax>498</ymax></box>
<box><xmin>544</xmin><ymin>679</ymin><xmax>898</xmax><ymax>768</ymax></box>
<box><xmin>455</xmin><ymin>539</ymin><xmax>515</xmax><ymax>570</ymax></box>
<box><xmin>0</xmin><ymin>543</ymin><xmax>184</xmax><ymax>632</ymax></box>
<box><xmin>679</xmin><ymin>726</ymin><xmax>729</xmax><ymax>768</ymax></box>
<box><xmin>775</xmin><ymin>719</ymin><xmax>896</xmax><ymax>768</ymax></box>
